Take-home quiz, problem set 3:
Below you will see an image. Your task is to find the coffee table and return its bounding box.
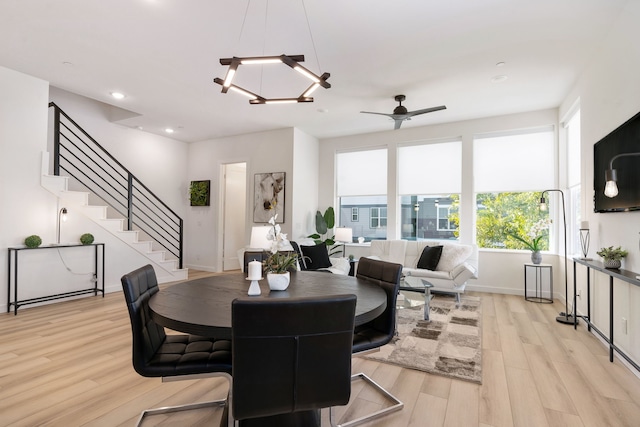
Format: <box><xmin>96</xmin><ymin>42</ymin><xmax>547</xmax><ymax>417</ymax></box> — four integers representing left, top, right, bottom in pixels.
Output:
<box><xmin>399</xmin><ymin>276</ymin><xmax>434</xmax><ymax>321</ymax></box>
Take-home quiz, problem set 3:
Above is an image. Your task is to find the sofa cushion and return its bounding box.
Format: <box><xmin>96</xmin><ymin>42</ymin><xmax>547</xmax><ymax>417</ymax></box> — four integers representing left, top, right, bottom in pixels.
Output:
<box><xmin>436</xmin><ymin>244</ymin><xmax>473</xmax><ymax>272</ymax></box>
<box><xmin>416</xmin><ymin>245</ymin><xmax>443</xmax><ymax>271</ymax></box>
<box><xmin>301</xmin><ymin>242</ymin><xmax>332</xmax><ymax>270</ymax></box>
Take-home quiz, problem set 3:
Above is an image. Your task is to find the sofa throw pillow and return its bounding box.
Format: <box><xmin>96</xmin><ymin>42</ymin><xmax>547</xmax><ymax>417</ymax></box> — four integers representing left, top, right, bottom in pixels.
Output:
<box><xmin>436</xmin><ymin>244</ymin><xmax>473</xmax><ymax>272</ymax></box>
<box><xmin>417</xmin><ymin>245</ymin><xmax>443</xmax><ymax>271</ymax></box>
<box><xmin>301</xmin><ymin>242</ymin><xmax>332</xmax><ymax>270</ymax></box>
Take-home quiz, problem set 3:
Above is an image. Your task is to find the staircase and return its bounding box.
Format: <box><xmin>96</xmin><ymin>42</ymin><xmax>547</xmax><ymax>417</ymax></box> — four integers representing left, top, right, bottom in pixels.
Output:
<box><xmin>46</xmin><ymin>103</ymin><xmax>187</xmax><ymax>282</ymax></box>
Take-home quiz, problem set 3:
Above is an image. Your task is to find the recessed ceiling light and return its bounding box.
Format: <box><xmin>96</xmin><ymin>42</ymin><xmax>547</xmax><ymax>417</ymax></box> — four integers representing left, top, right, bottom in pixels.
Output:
<box><xmin>164</xmin><ymin>128</ymin><xmax>175</xmax><ymax>134</ymax></box>
<box><xmin>491</xmin><ymin>75</ymin><xmax>508</xmax><ymax>83</ymax></box>
<box><xmin>110</xmin><ymin>91</ymin><xmax>126</xmax><ymax>100</ymax></box>
<box><xmin>496</xmin><ymin>61</ymin><xmax>506</xmax><ymax>67</ymax></box>
<box><xmin>62</xmin><ymin>61</ymin><xmax>74</xmax><ymax>67</ymax></box>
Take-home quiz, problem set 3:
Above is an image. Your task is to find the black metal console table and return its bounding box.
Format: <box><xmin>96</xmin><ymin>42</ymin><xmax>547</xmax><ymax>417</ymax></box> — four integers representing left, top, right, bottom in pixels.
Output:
<box><xmin>7</xmin><ymin>243</ymin><xmax>105</xmax><ymax>315</ymax></box>
<box><xmin>572</xmin><ymin>258</ymin><xmax>640</xmax><ymax>372</ymax></box>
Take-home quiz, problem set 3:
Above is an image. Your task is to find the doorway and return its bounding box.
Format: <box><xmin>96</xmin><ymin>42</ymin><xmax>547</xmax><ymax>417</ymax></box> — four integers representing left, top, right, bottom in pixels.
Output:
<box><xmin>222</xmin><ymin>162</ymin><xmax>247</xmax><ymax>271</ymax></box>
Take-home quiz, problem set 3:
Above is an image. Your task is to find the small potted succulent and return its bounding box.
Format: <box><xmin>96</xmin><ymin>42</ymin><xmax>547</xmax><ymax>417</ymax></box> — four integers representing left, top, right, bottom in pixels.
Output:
<box><xmin>80</xmin><ymin>233</ymin><xmax>95</xmax><ymax>245</ymax></box>
<box><xmin>24</xmin><ymin>235</ymin><xmax>42</xmax><ymax>248</ymax></box>
<box><xmin>596</xmin><ymin>246</ymin><xmax>628</xmax><ymax>269</ymax></box>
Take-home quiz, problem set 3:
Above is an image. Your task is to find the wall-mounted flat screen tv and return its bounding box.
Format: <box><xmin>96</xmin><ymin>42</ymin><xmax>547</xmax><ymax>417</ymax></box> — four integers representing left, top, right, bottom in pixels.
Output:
<box><xmin>593</xmin><ymin>110</ymin><xmax>640</xmax><ymax>213</ymax></box>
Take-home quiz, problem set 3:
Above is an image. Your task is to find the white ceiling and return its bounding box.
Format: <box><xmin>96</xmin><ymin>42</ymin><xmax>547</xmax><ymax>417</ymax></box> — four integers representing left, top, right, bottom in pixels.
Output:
<box><xmin>0</xmin><ymin>0</ymin><xmax>628</xmax><ymax>142</ymax></box>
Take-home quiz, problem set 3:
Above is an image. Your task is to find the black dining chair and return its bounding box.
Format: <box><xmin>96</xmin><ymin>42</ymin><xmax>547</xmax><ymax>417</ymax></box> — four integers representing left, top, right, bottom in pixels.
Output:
<box><xmin>121</xmin><ymin>264</ymin><xmax>233</xmax><ymax>426</ymax></box>
<box><xmin>230</xmin><ymin>294</ymin><xmax>357</xmax><ymax>427</ymax></box>
<box><xmin>339</xmin><ymin>257</ymin><xmax>404</xmax><ymax>427</ymax></box>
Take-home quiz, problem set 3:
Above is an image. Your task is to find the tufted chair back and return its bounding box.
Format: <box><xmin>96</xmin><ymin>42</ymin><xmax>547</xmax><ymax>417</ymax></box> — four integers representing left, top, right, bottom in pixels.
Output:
<box><xmin>121</xmin><ymin>264</ymin><xmax>166</xmax><ymax>376</ymax></box>
<box><xmin>231</xmin><ymin>294</ymin><xmax>356</xmax><ymax>422</ymax></box>
<box><xmin>353</xmin><ymin>257</ymin><xmax>403</xmax><ymax>353</ymax></box>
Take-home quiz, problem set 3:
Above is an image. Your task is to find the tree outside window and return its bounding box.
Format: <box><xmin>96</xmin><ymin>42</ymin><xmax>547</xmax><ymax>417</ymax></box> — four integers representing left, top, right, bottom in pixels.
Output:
<box><xmin>475</xmin><ymin>192</ymin><xmax>550</xmax><ymax>250</ymax></box>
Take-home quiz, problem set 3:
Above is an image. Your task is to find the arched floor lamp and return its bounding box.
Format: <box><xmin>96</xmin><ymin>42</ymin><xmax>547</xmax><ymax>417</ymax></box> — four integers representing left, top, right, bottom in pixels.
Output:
<box><xmin>539</xmin><ymin>189</ymin><xmax>577</xmax><ymax>325</ymax></box>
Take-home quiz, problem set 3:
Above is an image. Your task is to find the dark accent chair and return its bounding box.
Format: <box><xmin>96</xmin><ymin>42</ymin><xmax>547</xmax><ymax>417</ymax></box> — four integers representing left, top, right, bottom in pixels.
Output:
<box><xmin>230</xmin><ymin>294</ymin><xmax>357</xmax><ymax>427</ymax></box>
<box><xmin>339</xmin><ymin>257</ymin><xmax>404</xmax><ymax>427</ymax></box>
<box><xmin>121</xmin><ymin>264</ymin><xmax>233</xmax><ymax>426</ymax></box>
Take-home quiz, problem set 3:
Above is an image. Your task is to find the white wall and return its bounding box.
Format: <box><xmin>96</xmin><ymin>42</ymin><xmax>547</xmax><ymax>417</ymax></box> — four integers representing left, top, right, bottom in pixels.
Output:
<box><xmin>559</xmin><ymin>0</ymin><xmax>640</xmax><ymax>367</ymax></box>
<box><xmin>186</xmin><ymin>128</ymin><xmax>295</xmax><ymax>271</ymax></box>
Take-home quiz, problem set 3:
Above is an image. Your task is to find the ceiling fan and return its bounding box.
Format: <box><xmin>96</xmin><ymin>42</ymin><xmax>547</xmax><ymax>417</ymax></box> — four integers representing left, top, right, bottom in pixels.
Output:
<box><xmin>361</xmin><ymin>95</ymin><xmax>446</xmax><ymax>130</ymax></box>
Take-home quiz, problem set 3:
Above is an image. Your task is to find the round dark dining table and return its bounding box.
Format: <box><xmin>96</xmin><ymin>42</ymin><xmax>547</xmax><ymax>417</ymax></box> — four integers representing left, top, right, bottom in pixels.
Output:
<box><xmin>148</xmin><ymin>270</ymin><xmax>387</xmax><ymax>340</ymax></box>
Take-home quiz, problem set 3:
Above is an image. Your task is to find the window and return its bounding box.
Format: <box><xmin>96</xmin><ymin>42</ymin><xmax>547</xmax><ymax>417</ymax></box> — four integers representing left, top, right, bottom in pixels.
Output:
<box><xmin>437</xmin><ymin>204</ymin><xmax>455</xmax><ymax>231</ymax></box>
<box><xmin>370</xmin><ymin>207</ymin><xmax>387</xmax><ymax>228</ymax></box>
<box><xmin>337</xmin><ymin>149</ymin><xmax>387</xmax><ymax>241</ymax></box>
<box><xmin>398</xmin><ymin>140</ymin><xmax>461</xmax><ymax>240</ymax></box>
<box><xmin>474</xmin><ymin>128</ymin><xmax>554</xmax><ymax>249</ymax></box>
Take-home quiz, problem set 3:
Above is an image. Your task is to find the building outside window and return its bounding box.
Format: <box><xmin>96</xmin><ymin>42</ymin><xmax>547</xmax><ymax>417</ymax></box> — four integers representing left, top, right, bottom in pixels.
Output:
<box><xmin>474</xmin><ymin>128</ymin><xmax>554</xmax><ymax>250</ymax></box>
<box><xmin>351</xmin><ymin>207</ymin><xmax>359</xmax><ymax>222</ymax></box>
<box><xmin>398</xmin><ymin>140</ymin><xmax>461</xmax><ymax>241</ymax></box>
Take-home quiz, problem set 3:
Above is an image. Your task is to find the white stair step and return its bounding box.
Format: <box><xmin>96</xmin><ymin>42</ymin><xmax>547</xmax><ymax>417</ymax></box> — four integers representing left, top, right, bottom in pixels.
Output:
<box><xmin>146</xmin><ymin>251</ymin><xmax>166</xmax><ymax>263</ymax></box>
<box><xmin>59</xmin><ymin>190</ymin><xmax>90</xmax><ymax>205</ymax></box>
<box><xmin>130</xmin><ymin>241</ymin><xmax>152</xmax><ymax>252</ymax></box>
<box><xmin>99</xmin><ymin>218</ymin><xmax>125</xmax><ymax>232</ymax></box>
<box><xmin>116</xmin><ymin>230</ymin><xmax>140</xmax><ymax>244</ymax></box>
<box><xmin>158</xmin><ymin>259</ymin><xmax>178</xmax><ymax>271</ymax></box>
<box><xmin>80</xmin><ymin>205</ymin><xmax>108</xmax><ymax>220</ymax></box>
<box><xmin>41</xmin><ymin>174</ymin><xmax>68</xmax><ymax>193</ymax></box>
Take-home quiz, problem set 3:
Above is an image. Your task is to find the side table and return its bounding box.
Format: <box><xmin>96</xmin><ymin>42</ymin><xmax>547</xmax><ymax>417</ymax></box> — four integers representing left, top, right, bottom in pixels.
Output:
<box><xmin>524</xmin><ymin>263</ymin><xmax>553</xmax><ymax>303</ymax></box>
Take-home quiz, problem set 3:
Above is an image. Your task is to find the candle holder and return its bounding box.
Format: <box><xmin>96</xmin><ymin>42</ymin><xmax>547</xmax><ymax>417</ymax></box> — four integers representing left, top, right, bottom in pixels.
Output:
<box><xmin>246</xmin><ymin>277</ymin><xmax>262</xmax><ymax>296</ymax></box>
<box><xmin>579</xmin><ymin>227</ymin><xmax>592</xmax><ymax>261</ymax></box>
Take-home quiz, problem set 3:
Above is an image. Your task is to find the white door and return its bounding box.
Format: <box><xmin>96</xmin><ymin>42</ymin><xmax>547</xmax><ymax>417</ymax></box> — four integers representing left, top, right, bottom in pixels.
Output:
<box><xmin>223</xmin><ymin>162</ymin><xmax>247</xmax><ymax>271</ymax></box>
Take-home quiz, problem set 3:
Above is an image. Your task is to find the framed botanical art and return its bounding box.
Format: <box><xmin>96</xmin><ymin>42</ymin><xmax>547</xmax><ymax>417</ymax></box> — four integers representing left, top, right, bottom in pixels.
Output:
<box><xmin>254</xmin><ymin>172</ymin><xmax>285</xmax><ymax>223</ymax></box>
<box><xmin>189</xmin><ymin>180</ymin><xmax>211</xmax><ymax>206</ymax></box>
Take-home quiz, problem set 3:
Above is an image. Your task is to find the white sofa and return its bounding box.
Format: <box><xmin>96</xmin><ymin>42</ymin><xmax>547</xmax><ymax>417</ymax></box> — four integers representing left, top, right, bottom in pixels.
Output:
<box><xmin>369</xmin><ymin>240</ymin><xmax>478</xmax><ymax>301</ymax></box>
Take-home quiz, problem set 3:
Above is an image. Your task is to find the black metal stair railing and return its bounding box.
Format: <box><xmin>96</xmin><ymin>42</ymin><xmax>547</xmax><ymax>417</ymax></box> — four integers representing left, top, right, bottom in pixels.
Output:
<box><xmin>49</xmin><ymin>102</ymin><xmax>183</xmax><ymax>269</ymax></box>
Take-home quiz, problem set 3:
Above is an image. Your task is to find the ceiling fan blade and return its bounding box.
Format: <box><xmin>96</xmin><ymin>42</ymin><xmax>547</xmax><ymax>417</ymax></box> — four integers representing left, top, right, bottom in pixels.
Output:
<box><xmin>405</xmin><ymin>105</ymin><xmax>447</xmax><ymax>117</ymax></box>
<box><xmin>360</xmin><ymin>111</ymin><xmax>394</xmax><ymax>118</ymax></box>
<box><xmin>394</xmin><ymin>119</ymin><xmax>403</xmax><ymax>130</ymax></box>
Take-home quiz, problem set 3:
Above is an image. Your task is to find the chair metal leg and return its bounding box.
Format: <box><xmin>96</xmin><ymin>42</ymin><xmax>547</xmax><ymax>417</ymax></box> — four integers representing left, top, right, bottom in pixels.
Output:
<box><xmin>335</xmin><ymin>372</ymin><xmax>403</xmax><ymax>427</ymax></box>
<box><xmin>137</xmin><ymin>399</ymin><xmax>227</xmax><ymax>426</ymax></box>
<box><xmin>137</xmin><ymin>372</ymin><xmax>233</xmax><ymax>427</ymax></box>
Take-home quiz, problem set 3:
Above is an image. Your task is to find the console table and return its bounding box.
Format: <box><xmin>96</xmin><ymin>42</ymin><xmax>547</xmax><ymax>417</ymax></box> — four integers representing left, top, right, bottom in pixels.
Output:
<box><xmin>572</xmin><ymin>258</ymin><xmax>640</xmax><ymax>372</ymax></box>
<box><xmin>7</xmin><ymin>243</ymin><xmax>105</xmax><ymax>315</ymax></box>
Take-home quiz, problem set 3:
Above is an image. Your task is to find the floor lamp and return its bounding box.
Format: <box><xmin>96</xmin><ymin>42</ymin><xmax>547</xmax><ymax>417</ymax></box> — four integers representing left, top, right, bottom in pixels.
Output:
<box><xmin>539</xmin><ymin>189</ymin><xmax>577</xmax><ymax>325</ymax></box>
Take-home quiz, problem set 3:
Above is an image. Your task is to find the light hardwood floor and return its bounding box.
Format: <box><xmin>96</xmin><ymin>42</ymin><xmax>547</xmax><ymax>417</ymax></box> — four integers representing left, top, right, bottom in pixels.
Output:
<box><xmin>1</xmin><ymin>270</ymin><xmax>639</xmax><ymax>427</ymax></box>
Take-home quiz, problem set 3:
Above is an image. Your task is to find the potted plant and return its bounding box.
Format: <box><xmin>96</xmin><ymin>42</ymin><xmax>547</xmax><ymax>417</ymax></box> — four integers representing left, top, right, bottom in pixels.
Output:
<box><xmin>24</xmin><ymin>235</ymin><xmax>42</xmax><ymax>248</ymax></box>
<box><xmin>80</xmin><ymin>233</ymin><xmax>94</xmax><ymax>245</ymax></box>
<box><xmin>508</xmin><ymin>218</ymin><xmax>551</xmax><ymax>264</ymax></box>
<box><xmin>596</xmin><ymin>246</ymin><xmax>628</xmax><ymax>269</ymax></box>
<box><xmin>262</xmin><ymin>214</ymin><xmax>298</xmax><ymax>290</ymax></box>
<box><xmin>307</xmin><ymin>207</ymin><xmax>342</xmax><ymax>256</ymax></box>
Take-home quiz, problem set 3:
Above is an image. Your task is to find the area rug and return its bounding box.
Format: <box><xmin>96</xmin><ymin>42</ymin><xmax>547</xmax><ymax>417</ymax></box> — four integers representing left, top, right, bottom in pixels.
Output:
<box><xmin>363</xmin><ymin>294</ymin><xmax>482</xmax><ymax>384</ymax></box>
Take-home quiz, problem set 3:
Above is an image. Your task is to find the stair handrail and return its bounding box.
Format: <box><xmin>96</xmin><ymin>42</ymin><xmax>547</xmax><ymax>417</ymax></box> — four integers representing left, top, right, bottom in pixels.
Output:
<box><xmin>49</xmin><ymin>102</ymin><xmax>183</xmax><ymax>268</ymax></box>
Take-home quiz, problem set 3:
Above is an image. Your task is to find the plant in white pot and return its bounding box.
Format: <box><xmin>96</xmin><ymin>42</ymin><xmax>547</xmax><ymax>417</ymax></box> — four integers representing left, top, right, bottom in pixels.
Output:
<box><xmin>596</xmin><ymin>246</ymin><xmax>628</xmax><ymax>269</ymax></box>
<box><xmin>262</xmin><ymin>214</ymin><xmax>297</xmax><ymax>290</ymax></box>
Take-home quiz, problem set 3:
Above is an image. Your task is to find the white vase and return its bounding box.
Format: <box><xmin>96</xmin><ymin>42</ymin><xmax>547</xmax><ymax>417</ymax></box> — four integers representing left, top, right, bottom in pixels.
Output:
<box><xmin>267</xmin><ymin>271</ymin><xmax>290</xmax><ymax>291</ymax></box>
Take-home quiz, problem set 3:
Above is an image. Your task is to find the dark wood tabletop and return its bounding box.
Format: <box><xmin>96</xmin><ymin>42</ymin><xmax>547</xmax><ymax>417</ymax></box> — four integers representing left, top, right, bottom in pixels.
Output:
<box><xmin>148</xmin><ymin>270</ymin><xmax>387</xmax><ymax>339</ymax></box>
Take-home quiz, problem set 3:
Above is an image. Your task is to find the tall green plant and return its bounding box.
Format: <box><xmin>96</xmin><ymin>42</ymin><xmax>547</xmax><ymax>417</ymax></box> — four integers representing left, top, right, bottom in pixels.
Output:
<box><xmin>308</xmin><ymin>207</ymin><xmax>335</xmax><ymax>245</ymax></box>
